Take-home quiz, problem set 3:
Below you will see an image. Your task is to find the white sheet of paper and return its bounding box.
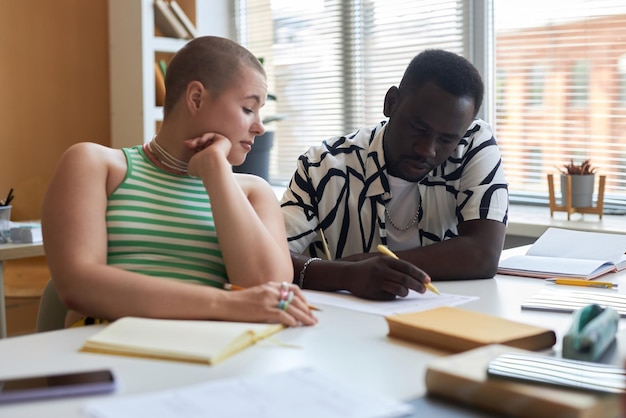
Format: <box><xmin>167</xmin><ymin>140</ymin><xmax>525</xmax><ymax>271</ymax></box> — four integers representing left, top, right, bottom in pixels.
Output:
<box><xmin>82</xmin><ymin>367</ymin><xmax>413</xmax><ymax>418</ymax></box>
<box><xmin>303</xmin><ymin>289</ymin><xmax>478</xmax><ymax>316</ymax></box>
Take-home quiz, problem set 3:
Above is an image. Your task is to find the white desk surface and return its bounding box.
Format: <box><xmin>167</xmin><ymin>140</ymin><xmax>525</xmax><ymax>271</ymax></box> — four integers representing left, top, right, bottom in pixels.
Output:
<box><xmin>0</xmin><ymin>242</ymin><xmax>45</xmax><ymax>262</ymax></box>
<box><xmin>1</xmin><ymin>246</ymin><xmax>625</xmax><ymax>417</ymax></box>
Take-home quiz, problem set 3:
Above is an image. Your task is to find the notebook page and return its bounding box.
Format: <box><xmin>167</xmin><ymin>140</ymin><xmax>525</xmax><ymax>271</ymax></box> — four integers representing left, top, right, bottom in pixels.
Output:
<box><xmin>527</xmin><ymin>228</ymin><xmax>626</xmax><ymax>264</ymax></box>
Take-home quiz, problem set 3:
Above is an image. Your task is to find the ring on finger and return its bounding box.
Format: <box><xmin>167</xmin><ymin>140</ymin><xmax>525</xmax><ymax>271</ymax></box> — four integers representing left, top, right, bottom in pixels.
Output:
<box><xmin>278</xmin><ymin>300</ymin><xmax>289</xmax><ymax>311</ymax></box>
<box><xmin>280</xmin><ymin>281</ymin><xmax>289</xmax><ymax>292</ymax></box>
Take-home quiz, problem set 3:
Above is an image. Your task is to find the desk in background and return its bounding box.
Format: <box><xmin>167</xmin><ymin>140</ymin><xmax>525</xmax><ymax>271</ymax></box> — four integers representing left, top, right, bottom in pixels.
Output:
<box><xmin>1</xmin><ymin>246</ymin><xmax>625</xmax><ymax>417</ymax></box>
<box><xmin>0</xmin><ymin>242</ymin><xmax>45</xmax><ymax>338</ymax></box>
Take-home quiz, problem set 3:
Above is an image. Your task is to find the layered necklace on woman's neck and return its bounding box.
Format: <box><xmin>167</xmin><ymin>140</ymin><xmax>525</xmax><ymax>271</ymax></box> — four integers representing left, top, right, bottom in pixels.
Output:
<box><xmin>145</xmin><ymin>137</ymin><xmax>189</xmax><ymax>175</ymax></box>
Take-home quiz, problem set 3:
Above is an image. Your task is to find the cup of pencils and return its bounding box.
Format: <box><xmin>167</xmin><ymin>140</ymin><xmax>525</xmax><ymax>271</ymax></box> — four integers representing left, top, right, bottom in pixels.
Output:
<box><xmin>0</xmin><ymin>188</ymin><xmax>13</xmax><ymax>244</ymax></box>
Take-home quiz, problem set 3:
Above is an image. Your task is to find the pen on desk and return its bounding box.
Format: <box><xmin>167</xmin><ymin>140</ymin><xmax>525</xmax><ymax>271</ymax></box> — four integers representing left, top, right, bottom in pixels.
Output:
<box><xmin>546</xmin><ymin>278</ymin><xmax>619</xmax><ymax>289</ymax></box>
<box><xmin>376</xmin><ymin>244</ymin><xmax>441</xmax><ymax>295</ymax></box>
<box><xmin>319</xmin><ymin>229</ymin><xmax>332</xmax><ymax>261</ymax></box>
<box><xmin>223</xmin><ymin>283</ymin><xmax>321</xmax><ymax>311</ymax></box>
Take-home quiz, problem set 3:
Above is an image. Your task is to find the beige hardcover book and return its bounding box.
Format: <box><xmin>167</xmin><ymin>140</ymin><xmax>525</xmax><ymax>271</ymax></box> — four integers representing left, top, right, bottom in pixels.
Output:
<box><xmin>168</xmin><ymin>0</ymin><xmax>197</xmax><ymax>39</ymax></box>
<box><xmin>80</xmin><ymin>317</ymin><xmax>284</xmax><ymax>365</ymax></box>
<box><xmin>153</xmin><ymin>0</ymin><xmax>191</xmax><ymax>39</ymax></box>
<box><xmin>386</xmin><ymin>306</ymin><xmax>556</xmax><ymax>353</ymax></box>
<box><xmin>425</xmin><ymin>344</ymin><xmax>620</xmax><ymax>418</ymax></box>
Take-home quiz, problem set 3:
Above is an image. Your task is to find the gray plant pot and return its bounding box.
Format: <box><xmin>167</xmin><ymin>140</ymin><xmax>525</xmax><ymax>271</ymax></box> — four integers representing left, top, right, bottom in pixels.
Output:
<box><xmin>232</xmin><ymin>131</ymin><xmax>274</xmax><ymax>181</ymax></box>
<box><xmin>560</xmin><ymin>174</ymin><xmax>595</xmax><ymax>208</ymax></box>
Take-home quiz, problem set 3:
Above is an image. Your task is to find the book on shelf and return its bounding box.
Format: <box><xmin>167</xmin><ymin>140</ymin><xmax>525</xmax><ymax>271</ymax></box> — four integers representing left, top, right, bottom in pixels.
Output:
<box><xmin>157</xmin><ymin>59</ymin><xmax>168</xmax><ymax>77</ymax></box>
<box><xmin>385</xmin><ymin>306</ymin><xmax>556</xmax><ymax>353</ymax></box>
<box><xmin>498</xmin><ymin>227</ymin><xmax>626</xmax><ymax>280</ymax></box>
<box><xmin>80</xmin><ymin>317</ymin><xmax>284</xmax><ymax>365</ymax></box>
<box><xmin>9</xmin><ymin>221</ymin><xmax>42</xmax><ymax>243</ymax></box>
<box><xmin>168</xmin><ymin>0</ymin><xmax>197</xmax><ymax>39</ymax></box>
<box><xmin>154</xmin><ymin>62</ymin><xmax>166</xmax><ymax>106</ymax></box>
<box><xmin>153</xmin><ymin>0</ymin><xmax>191</xmax><ymax>39</ymax></box>
<box><xmin>425</xmin><ymin>344</ymin><xmax>620</xmax><ymax>418</ymax></box>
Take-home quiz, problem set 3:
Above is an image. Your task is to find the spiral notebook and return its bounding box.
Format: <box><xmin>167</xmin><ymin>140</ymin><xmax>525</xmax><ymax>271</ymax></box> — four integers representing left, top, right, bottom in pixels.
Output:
<box><xmin>521</xmin><ymin>289</ymin><xmax>626</xmax><ymax>316</ymax></box>
<box><xmin>487</xmin><ymin>351</ymin><xmax>626</xmax><ymax>394</ymax></box>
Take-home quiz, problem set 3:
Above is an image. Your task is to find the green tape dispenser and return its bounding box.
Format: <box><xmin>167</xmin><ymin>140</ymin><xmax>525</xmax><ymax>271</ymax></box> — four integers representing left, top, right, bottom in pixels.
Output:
<box><xmin>562</xmin><ymin>304</ymin><xmax>619</xmax><ymax>362</ymax></box>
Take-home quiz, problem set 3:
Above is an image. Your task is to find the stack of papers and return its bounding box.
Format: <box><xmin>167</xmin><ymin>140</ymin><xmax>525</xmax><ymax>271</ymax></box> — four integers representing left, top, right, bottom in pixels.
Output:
<box><xmin>83</xmin><ymin>367</ymin><xmax>414</xmax><ymax>418</ymax></box>
<box><xmin>303</xmin><ymin>290</ymin><xmax>477</xmax><ymax>316</ymax></box>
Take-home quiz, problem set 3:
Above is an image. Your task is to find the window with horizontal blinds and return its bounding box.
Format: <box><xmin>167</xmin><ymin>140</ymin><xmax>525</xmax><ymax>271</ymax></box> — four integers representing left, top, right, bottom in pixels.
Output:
<box><xmin>494</xmin><ymin>1</ymin><xmax>626</xmax><ymax>208</ymax></box>
<box><xmin>235</xmin><ymin>0</ymin><xmax>467</xmax><ymax>184</ymax></box>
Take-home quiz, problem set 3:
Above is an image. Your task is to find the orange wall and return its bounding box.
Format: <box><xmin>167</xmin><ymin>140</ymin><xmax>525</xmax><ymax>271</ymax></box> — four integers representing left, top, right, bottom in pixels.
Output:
<box><xmin>0</xmin><ymin>0</ymin><xmax>110</xmax><ymax>221</ymax></box>
<box><xmin>0</xmin><ymin>1</ymin><xmax>109</xmax><ymax>285</ymax></box>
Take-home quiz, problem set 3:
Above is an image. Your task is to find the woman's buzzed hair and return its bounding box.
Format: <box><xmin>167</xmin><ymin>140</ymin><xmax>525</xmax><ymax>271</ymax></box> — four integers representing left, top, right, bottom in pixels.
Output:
<box><xmin>163</xmin><ymin>36</ymin><xmax>265</xmax><ymax>117</ymax></box>
<box><xmin>399</xmin><ymin>49</ymin><xmax>484</xmax><ymax>117</ymax></box>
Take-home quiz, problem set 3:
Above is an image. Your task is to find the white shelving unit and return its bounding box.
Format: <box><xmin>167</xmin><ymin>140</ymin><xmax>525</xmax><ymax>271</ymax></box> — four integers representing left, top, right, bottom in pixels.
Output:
<box><xmin>108</xmin><ymin>0</ymin><xmax>229</xmax><ymax>149</ymax></box>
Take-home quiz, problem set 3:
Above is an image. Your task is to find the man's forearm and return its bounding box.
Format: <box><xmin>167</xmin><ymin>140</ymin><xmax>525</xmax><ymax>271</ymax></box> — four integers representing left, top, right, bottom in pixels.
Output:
<box><xmin>395</xmin><ymin>221</ymin><xmax>506</xmax><ymax>280</ymax></box>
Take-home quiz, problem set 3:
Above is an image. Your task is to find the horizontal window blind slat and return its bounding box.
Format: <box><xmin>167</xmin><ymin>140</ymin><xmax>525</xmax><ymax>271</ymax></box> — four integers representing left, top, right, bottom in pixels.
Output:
<box><xmin>238</xmin><ymin>1</ymin><xmax>626</xmax><ymax>206</ymax></box>
<box><xmin>495</xmin><ymin>3</ymin><xmax>626</xmax><ymax>202</ymax></box>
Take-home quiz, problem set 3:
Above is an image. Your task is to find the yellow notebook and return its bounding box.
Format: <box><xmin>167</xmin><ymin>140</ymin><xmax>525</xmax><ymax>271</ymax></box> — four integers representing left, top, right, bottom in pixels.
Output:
<box><xmin>386</xmin><ymin>306</ymin><xmax>556</xmax><ymax>353</ymax></box>
<box><xmin>80</xmin><ymin>317</ymin><xmax>284</xmax><ymax>365</ymax></box>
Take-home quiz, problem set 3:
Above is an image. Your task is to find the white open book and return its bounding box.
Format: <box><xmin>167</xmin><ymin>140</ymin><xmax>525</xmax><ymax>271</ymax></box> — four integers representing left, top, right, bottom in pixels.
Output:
<box><xmin>80</xmin><ymin>317</ymin><xmax>284</xmax><ymax>365</ymax></box>
<box><xmin>498</xmin><ymin>228</ymin><xmax>626</xmax><ymax>280</ymax></box>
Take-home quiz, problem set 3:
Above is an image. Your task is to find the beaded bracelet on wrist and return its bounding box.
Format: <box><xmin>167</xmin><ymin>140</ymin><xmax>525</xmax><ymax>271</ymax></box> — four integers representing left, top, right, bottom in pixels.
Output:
<box><xmin>298</xmin><ymin>257</ymin><xmax>321</xmax><ymax>288</ymax></box>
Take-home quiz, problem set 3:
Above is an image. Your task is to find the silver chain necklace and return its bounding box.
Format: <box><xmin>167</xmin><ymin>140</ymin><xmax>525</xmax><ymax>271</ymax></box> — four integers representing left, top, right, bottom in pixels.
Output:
<box><xmin>384</xmin><ymin>206</ymin><xmax>419</xmax><ymax>231</ymax></box>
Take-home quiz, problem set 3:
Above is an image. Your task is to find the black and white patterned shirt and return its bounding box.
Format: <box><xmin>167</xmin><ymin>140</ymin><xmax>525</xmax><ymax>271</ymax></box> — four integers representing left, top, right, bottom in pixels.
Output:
<box><xmin>280</xmin><ymin>119</ymin><xmax>509</xmax><ymax>259</ymax></box>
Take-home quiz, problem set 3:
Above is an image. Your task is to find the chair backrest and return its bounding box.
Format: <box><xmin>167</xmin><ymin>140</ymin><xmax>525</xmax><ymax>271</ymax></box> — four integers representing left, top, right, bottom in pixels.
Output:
<box><xmin>36</xmin><ymin>279</ymin><xmax>68</xmax><ymax>332</ymax></box>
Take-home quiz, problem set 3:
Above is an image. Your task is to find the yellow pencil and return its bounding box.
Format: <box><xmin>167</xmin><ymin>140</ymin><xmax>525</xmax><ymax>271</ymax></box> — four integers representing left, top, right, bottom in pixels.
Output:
<box><xmin>546</xmin><ymin>278</ymin><xmax>618</xmax><ymax>289</ymax></box>
<box><xmin>319</xmin><ymin>229</ymin><xmax>332</xmax><ymax>260</ymax></box>
<box><xmin>376</xmin><ymin>244</ymin><xmax>441</xmax><ymax>295</ymax></box>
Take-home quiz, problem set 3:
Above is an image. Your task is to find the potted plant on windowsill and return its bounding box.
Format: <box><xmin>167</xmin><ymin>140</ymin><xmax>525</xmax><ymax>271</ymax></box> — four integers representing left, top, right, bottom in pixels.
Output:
<box><xmin>557</xmin><ymin>159</ymin><xmax>597</xmax><ymax>208</ymax></box>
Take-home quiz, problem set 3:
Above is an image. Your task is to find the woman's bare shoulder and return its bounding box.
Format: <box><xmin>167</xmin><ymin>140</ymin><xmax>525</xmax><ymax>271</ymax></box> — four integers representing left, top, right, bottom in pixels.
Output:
<box><xmin>62</xmin><ymin>142</ymin><xmax>118</xmax><ymax>157</ymax></box>
<box><xmin>59</xmin><ymin>142</ymin><xmax>125</xmax><ymax>167</ymax></box>
<box><xmin>51</xmin><ymin>142</ymin><xmax>129</xmax><ymax>196</ymax></box>
<box><xmin>234</xmin><ymin>173</ymin><xmax>274</xmax><ymax>195</ymax></box>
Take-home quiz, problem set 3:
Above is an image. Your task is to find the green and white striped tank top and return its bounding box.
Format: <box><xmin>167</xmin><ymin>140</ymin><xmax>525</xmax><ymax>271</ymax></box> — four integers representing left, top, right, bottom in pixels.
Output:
<box><xmin>106</xmin><ymin>146</ymin><xmax>227</xmax><ymax>288</ymax></box>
